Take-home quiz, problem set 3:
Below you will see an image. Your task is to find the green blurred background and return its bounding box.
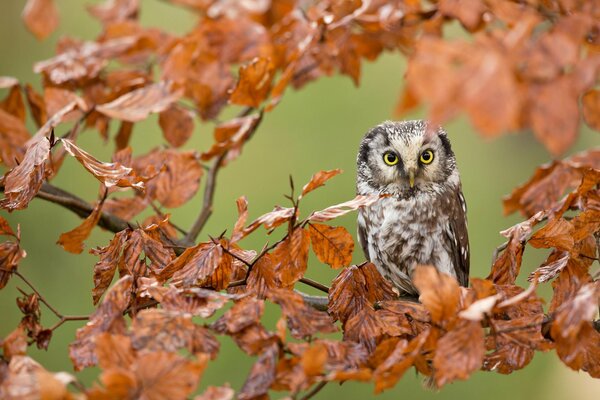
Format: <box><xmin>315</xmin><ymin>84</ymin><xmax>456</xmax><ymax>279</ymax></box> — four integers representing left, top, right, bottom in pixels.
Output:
<box><xmin>1</xmin><ymin>1</ymin><xmax>599</xmax><ymax>398</ymax></box>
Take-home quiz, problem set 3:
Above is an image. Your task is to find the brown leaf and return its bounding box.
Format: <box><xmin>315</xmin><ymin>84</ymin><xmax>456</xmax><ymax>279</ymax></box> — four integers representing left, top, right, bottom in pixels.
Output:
<box><xmin>582</xmin><ymin>89</ymin><xmax>600</xmax><ymax>131</ymax></box>
<box><xmin>154</xmin><ymin>150</ymin><xmax>203</xmax><ymax>208</ymax></box>
<box><xmin>553</xmin><ymin>322</ymin><xmax>600</xmax><ymax>378</ymax></box>
<box><xmin>61</xmin><ymin>138</ymin><xmax>145</xmax><ymax>189</ymax></box>
<box><xmin>343</xmin><ymin>306</ymin><xmax>385</xmax><ymax>353</ymax></box>
<box><xmin>433</xmin><ymin>320</ymin><xmax>484</xmax><ymax>387</ymax></box>
<box><xmin>413</xmin><ymin>265</ymin><xmax>461</xmax><ymax>328</ymax></box>
<box><xmin>57</xmin><ymin>190</ymin><xmax>105</xmax><ymax>254</ymax></box>
<box><xmin>22</xmin><ymin>0</ymin><xmax>59</xmax><ymax>40</ymax></box>
<box><xmin>24</xmin><ymin>84</ymin><xmax>47</xmax><ymax>127</ymax></box>
<box><xmin>484</xmin><ymin>315</ymin><xmax>550</xmax><ymax>374</ymax></box>
<box><xmin>96</xmin><ymin>82</ymin><xmax>182</xmax><ymax>122</ymax></box>
<box><xmin>88</xmin><ymin>0</ymin><xmax>139</xmax><ymax>23</ymax></box>
<box><xmin>308</xmin><ymin>223</ymin><xmax>354</xmax><ymax>269</ymax></box>
<box><xmin>230</xmin><ymin>57</ymin><xmax>275</xmax><ymax>108</ymax></box>
<box><xmin>328</xmin><ymin>262</ymin><xmax>396</xmax><ymax>324</ymax></box>
<box><xmin>503</xmin><ymin>150</ymin><xmax>600</xmax><ymax>217</ymax></box>
<box><xmin>0</xmin><ymin>84</ymin><xmax>26</xmax><ymax>123</ymax></box>
<box><xmin>529</xmin><ymin>218</ymin><xmax>575</xmax><ymax>252</ymax></box>
<box><xmin>269</xmin><ymin>288</ymin><xmax>337</xmax><ymax>339</ymax></box>
<box><xmin>131</xmin><ymin>309</ymin><xmax>219</xmax><ymax>358</ymax></box>
<box><xmin>272</xmin><ymin>228</ymin><xmax>310</xmax><ymax>288</ymax></box>
<box><xmin>34</xmin><ymin>37</ymin><xmax>138</xmax><ymax>85</ymax></box>
<box><xmin>528</xmin><ymin>251</ymin><xmax>570</xmax><ymax>284</ymax></box>
<box><xmin>308</xmin><ymin>194</ymin><xmax>381</xmax><ymax>222</ymax></box>
<box><xmin>246</xmin><ymin>253</ymin><xmax>278</xmax><ymax>299</ymax></box>
<box><xmin>438</xmin><ymin>0</ymin><xmax>486</xmax><ymax>30</ymax></box>
<box><xmin>373</xmin><ymin>330</ymin><xmax>429</xmax><ymax>393</ymax></box>
<box><xmin>147</xmin><ymin>286</ymin><xmax>236</xmax><ymax>318</ymax></box>
<box><xmin>201</xmin><ymin>113</ymin><xmax>262</xmax><ymax>164</ymax></box>
<box><xmin>159</xmin><ymin>240</ymin><xmax>233</xmax><ymax>290</ymax></box>
<box><xmin>2</xmin><ymin>326</ymin><xmax>28</xmax><ymax>360</ymax></box>
<box><xmin>300</xmin><ymin>169</ymin><xmax>343</xmax><ymax>199</ymax></box>
<box><xmin>0</xmin><ymin>108</ymin><xmax>30</xmax><ymax>168</ymax></box>
<box><xmin>0</xmin><ymin>240</ymin><xmax>25</xmax><ymax>291</ymax></box>
<box><xmin>43</xmin><ymin>87</ymin><xmax>85</xmax><ymax>123</ymax></box>
<box><xmin>0</xmin><ymin>356</ymin><xmax>76</xmax><ymax>399</ymax></box>
<box><xmin>231</xmin><ymin>196</ymin><xmax>249</xmax><ymax>243</ymax></box>
<box><xmin>158</xmin><ymin>104</ymin><xmax>194</xmax><ymax>147</ymax></box>
<box><xmin>243</xmin><ymin>204</ymin><xmax>295</xmax><ymax>237</ymax></box>
<box><xmin>91</xmin><ymin>230</ymin><xmax>129</xmax><ymax>304</ymax></box>
<box><xmin>0</xmin><ymin>137</ymin><xmax>50</xmax><ymax>211</ymax></box>
<box><xmin>0</xmin><ymin>216</ymin><xmax>16</xmax><ymax>237</ymax></box>
<box><xmin>103</xmin><ymin>194</ymin><xmax>148</xmax><ymax>220</ymax></box>
<box><xmin>238</xmin><ymin>343</ymin><xmax>279</xmax><ymax>400</ymax></box>
<box><xmin>69</xmin><ymin>276</ymin><xmax>132</xmax><ymax>370</ymax></box>
<box><xmin>551</xmin><ymin>283</ymin><xmax>599</xmax><ymax>342</ymax></box>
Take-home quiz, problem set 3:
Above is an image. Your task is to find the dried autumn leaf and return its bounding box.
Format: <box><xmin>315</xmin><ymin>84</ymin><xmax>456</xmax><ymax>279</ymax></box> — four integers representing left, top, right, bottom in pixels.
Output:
<box><xmin>61</xmin><ymin>138</ymin><xmax>145</xmax><ymax>189</ymax></box>
<box><xmin>43</xmin><ymin>87</ymin><xmax>84</xmax><ymax>123</ymax></box>
<box><xmin>299</xmin><ymin>169</ymin><xmax>343</xmax><ymax>199</ymax></box>
<box><xmin>272</xmin><ymin>227</ymin><xmax>310</xmax><ymax>288</ymax></box>
<box><xmin>582</xmin><ymin>89</ymin><xmax>600</xmax><ymax>131</ymax></box>
<box><xmin>551</xmin><ymin>283</ymin><xmax>599</xmax><ymax>341</ymax></box>
<box><xmin>2</xmin><ymin>326</ymin><xmax>28</xmax><ymax>360</ymax></box>
<box><xmin>0</xmin><ymin>136</ymin><xmax>50</xmax><ymax>211</ymax></box>
<box><xmin>433</xmin><ymin>320</ymin><xmax>484</xmax><ymax>387</ymax></box>
<box><xmin>230</xmin><ymin>57</ymin><xmax>275</xmax><ymax>108</ymax></box>
<box><xmin>24</xmin><ymin>84</ymin><xmax>47</xmax><ymax>127</ymax></box>
<box><xmin>373</xmin><ymin>330</ymin><xmax>429</xmax><ymax>393</ymax></box>
<box><xmin>159</xmin><ymin>240</ymin><xmax>233</xmax><ymax>290</ymax></box>
<box><xmin>96</xmin><ymin>82</ymin><xmax>182</xmax><ymax>122</ymax></box>
<box><xmin>91</xmin><ymin>230</ymin><xmax>128</xmax><ymax>304</ymax></box>
<box><xmin>528</xmin><ymin>218</ymin><xmax>575</xmax><ymax>252</ymax></box>
<box><xmin>0</xmin><ymin>239</ymin><xmax>26</xmax><ymax>291</ymax></box>
<box><xmin>154</xmin><ymin>150</ymin><xmax>203</xmax><ymax>208</ymax></box>
<box><xmin>413</xmin><ymin>265</ymin><xmax>461</xmax><ymax>328</ymax></box>
<box><xmin>231</xmin><ymin>196</ymin><xmax>249</xmax><ymax>243</ymax></box>
<box><xmin>0</xmin><ymin>356</ymin><xmax>77</xmax><ymax>399</ymax></box>
<box><xmin>0</xmin><ymin>216</ymin><xmax>16</xmax><ymax>237</ymax></box>
<box><xmin>22</xmin><ymin>0</ymin><xmax>59</xmax><ymax>40</ymax></box>
<box><xmin>0</xmin><ymin>84</ymin><xmax>25</xmax><ymax>123</ymax></box>
<box><xmin>201</xmin><ymin>113</ymin><xmax>262</xmax><ymax>163</ymax></box>
<box><xmin>308</xmin><ymin>194</ymin><xmax>381</xmax><ymax>222</ymax></box>
<box><xmin>0</xmin><ymin>108</ymin><xmax>30</xmax><ymax>168</ymax></box>
<box><xmin>57</xmin><ymin>192</ymin><xmax>105</xmax><ymax>254</ymax></box>
<box><xmin>69</xmin><ymin>276</ymin><xmax>132</xmax><ymax>370</ymax></box>
<box><xmin>158</xmin><ymin>104</ymin><xmax>195</xmax><ymax>147</ymax></box>
<box><xmin>88</xmin><ymin>0</ymin><xmax>139</xmax><ymax>23</ymax></box>
<box><xmin>244</xmin><ymin>205</ymin><xmax>295</xmax><ymax>237</ymax></box>
<box><xmin>308</xmin><ymin>223</ymin><xmax>354</xmax><ymax>269</ymax></box>
<box><xmin>131</xmin><ymin>309</ymin><xmax>220</xmax><ymax>358</ymax></box>
<box><xmin>269</xmin><ymin>288</ymin><xmax>337</xmax><ymax>339</ymax></box>
<box><xmin>553</xmin><ymin>322</ymin><xmax>600</xmax><ymax>378</ymax></box>
<box><xmin>246</xmin><ymin>253</ymin><xmax>278</xmax><ymax>298</ymax></box>
<box><xmin>238</xmin><ymin>343</ymin><xmax>279</xmax><ymax>400</ymax></box>
<box><xmin>147</xmin><ymin>286</ymin><xmax>235</xmax><ymax>318</ymax></box>
<box><xmin>328</xmin><ymin>262</ymin><xmax>396</xmax><ymax>324</ymax></box>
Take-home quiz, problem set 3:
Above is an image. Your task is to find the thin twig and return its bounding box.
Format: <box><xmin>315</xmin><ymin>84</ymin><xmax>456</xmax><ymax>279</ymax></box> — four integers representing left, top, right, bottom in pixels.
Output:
<box><xmin>184</xmin><ymin>152</ymin><xmax>227</xmax><ymax>245</ymax></box>
<box><xmin>300</xmin><ymin>381</ymin><xmax>327</xmax><ymax>400</ymax></box>
<box><xmin>299</xmin><ymin>277</ymin><xmax>329</xmax><ymax>293</ymax></box>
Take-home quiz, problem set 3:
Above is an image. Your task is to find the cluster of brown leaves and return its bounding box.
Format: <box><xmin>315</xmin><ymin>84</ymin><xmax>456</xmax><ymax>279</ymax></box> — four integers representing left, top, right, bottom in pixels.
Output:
<box><xmin>1</xmin><ymin>0</ymin><xmax>600</xmax><ymax>399</ymax></box>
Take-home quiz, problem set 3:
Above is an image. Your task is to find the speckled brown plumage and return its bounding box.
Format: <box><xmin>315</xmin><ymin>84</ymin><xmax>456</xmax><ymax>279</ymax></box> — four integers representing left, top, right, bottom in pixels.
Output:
<box><xmin>356</xmin><ymin>120</ymin><xmax>469</xmax><ymax>296</ymax></box>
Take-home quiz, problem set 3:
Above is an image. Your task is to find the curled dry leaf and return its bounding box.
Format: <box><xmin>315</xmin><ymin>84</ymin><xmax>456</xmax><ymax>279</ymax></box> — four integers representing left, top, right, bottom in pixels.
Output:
<box><xmin>201</xmin><ymin>113</ymin><xmax>262</xmax><ymax>164</ymax></box>
<box><xmin>57</xmin><ymin>189</ymin><xmax>106</xmax><ymax>254</ymax></box>
<box><xmin>230</xmin><ymin>57</ymin><xmax>275</xmax><ymax>108</ymax></box>
<box><xmin>308</xmin><ymin>194</ymin><xmax>381</xmax><ymax>222</ymax></box>
<box><xmin>61</xmin><ymin>138</ymin><xmax>145</xmax><ymax>189</ymax></box>
<box><xmin>272</xmin><ymin>227</ymin><xmax>310</xmax><ymax>288</ymax></box>
<box><xmin>158</xmin><ymin>104</ymin><xmax>195</xmax><ymax>147</ymax></box>
<box><xmin>268</xmin><ymin>288</ymin><xmax>337</xmax><ymax>339</ymax></box>
<box><xmin>238</xmin><ymin>343</ymin><xmax>279</xmax><ymax>400</ymax></box>
<box><xmin>300</xmin><ymin>169</ymin><xmax>343</xmax><ymax>199</ymax></box>
<box><xmin>69</xmin><ymin>275</ymin><xmax>132</xmax><ymax>370</ymax></box>
<box><xmin>0</xmin><ymin>238</ymin><xmax>26</xmax><ymax>290</ymax></box>
<box><xmin>147</xmin><ymin>286</ymin><xmax>236</xmax><ymax>318</ymax></box>
<box><xmin>413</xmin><ymin>265</ymin><xmax>461</xmax><ymax>328</ymax></box>
<box><xmin>22</xmin><ymin>0</ymin><xmax>59</xmax><ymax>40</ymax></box>
<box><xmin>0</xmin><ymin>216</ymin><xmax>16</xmax><ymax>237</ymax></box>
<box><xmin>0</xmin><ymin>84</ymin><xmax>25</xmax><ymax>123</ymax></box>
<box><xmin>159</xmin><ymin>239</ymin><xmax>233</xmax><ymax>290</ymax></box>
<box><xmin>0</xmin><ymin>136</ymin><xmax>50</xmax><ymax>211</ymax></box>
<box><xmin>96</xmin><ymin>82</ymin><xmax>183</xmax><ymax>122</ymax></box>
<box><xmin>308</xmin><ymin>223</ymin><xmax>354</xmax><ymax>269</ymax></box>
<box><xmin>87</xmin><ymin>0</ymin><xmax>139</xmax><ymax>24</ymax></box>
<box><xmin>153</xmin><ymin>150</ymin><xmax>203</xmax><ymax>208</ymax></box>
<box><xmin>328</xmin><ymin>263</ymin><xmax>396</xmax><ymax>324</ymax></box>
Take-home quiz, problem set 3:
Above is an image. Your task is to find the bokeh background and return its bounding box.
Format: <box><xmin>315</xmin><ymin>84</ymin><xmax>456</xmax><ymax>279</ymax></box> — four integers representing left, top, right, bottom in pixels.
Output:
<box><xmin>1</xmin><ymin>1</ymin><xmax>599</xmax><ymax>399</ymax></box>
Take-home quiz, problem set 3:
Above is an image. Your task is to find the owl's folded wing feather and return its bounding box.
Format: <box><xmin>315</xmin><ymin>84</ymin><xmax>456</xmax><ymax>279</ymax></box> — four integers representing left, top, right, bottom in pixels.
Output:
<box><xmin>447</xmin><ymin>188</ymin><xmax>470</xmax><ymax>286</ymax></box>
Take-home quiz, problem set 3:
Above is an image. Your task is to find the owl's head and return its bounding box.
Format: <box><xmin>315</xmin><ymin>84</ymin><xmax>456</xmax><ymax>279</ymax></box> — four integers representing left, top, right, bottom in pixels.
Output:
<box><xmin>356</xmin><ymin>120</ymin><xmax>458</xmax><ymax>195</ymax></box>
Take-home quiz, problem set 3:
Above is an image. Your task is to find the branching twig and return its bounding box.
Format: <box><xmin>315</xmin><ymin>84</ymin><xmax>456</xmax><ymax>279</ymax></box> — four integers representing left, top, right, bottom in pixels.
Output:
<box><xmin>299</xmin><ymin>277</ymin><xmax>329</xmax><ymax>293</ymax></box>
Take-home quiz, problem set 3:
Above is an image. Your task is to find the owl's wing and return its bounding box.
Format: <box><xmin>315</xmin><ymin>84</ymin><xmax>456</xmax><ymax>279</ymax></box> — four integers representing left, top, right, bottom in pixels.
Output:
<box><xmin>357</xmin><ymin>211</ymin><xmax>371</xmax><ymax>262</ymax></box>
<box><xmin>447</xmin><ymin>188</ymin><xmax>470</xmax><ymax>286</ymax></box>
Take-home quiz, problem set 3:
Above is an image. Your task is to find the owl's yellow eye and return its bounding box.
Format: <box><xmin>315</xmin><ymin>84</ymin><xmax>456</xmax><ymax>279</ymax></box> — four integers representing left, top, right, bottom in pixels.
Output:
<box><xmin>420</xmin><ymin>149</ymin><xmax>434</xmax><ymax>165</ymax></box>
<box><xmin>383</xmin><ymin>152</ymin><xmax>399</xmax><ymax>166</ymax></box>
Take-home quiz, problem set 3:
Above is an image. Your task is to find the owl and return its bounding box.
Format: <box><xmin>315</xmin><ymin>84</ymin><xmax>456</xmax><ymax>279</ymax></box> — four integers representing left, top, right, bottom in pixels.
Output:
<box><xmin>356</xmin><ymin>120</ymin><xmax>469</xmax><ymax>296</ymax></box>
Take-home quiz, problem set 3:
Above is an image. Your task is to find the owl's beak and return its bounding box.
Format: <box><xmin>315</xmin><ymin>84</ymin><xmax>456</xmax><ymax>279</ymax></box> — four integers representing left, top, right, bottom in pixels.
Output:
<box><xmin>408</xmin><ymin>169</ymin><xmax>416</xmax><ymax>188</ymax></box>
